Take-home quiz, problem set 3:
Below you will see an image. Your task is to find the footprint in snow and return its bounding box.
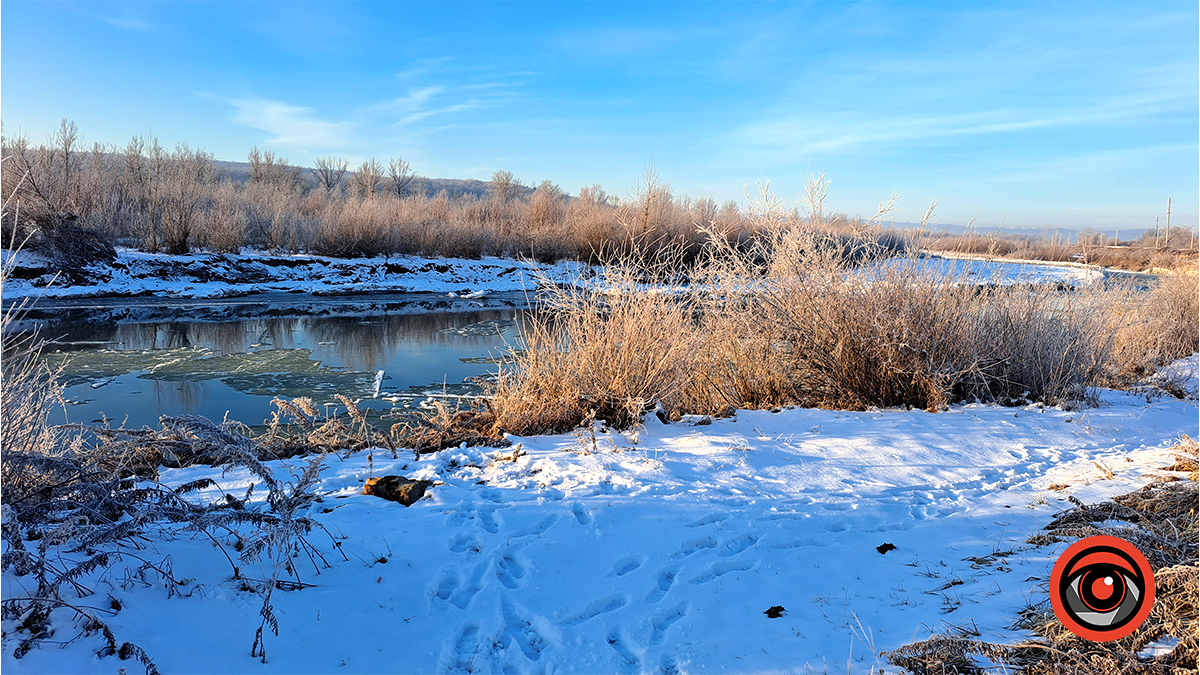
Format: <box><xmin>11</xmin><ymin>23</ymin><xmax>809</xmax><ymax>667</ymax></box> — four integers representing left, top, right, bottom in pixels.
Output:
<box><xmin>448</xmin><ymin>532</ymin><xmax>483</xmax><ymax>554</ymax></box>
<box><xmin>572</xmin><ymin>502</ymin><xmax>594</xmax><ymax>526</ymax></box>
<box><xmin>608</xmin><ymin>555</ymin><xmax>646</xmax><ymax>577</ymax></box>
<box><xmin>660</xmin><ymin>653</ymin><xmax>683</xmax><ymax>675</ymax></box>
<box><xmin>671</xmin><ymin>536</ymin><xmax>717</xmax><ymax>560</ymax></box>
<box><xmin>445</xmin><ymin>500</ymin><xmax>504</xmax><ymax>533</ymax></box>
<box><xmin>686</xmin><ymin>512</ymin><xmax>730</xmax><ymax>528</ymax></box>
<box><xmin>648</xmin><ymin>601</ymin><xmax>690</xmax><ymax>645</ymax></box>
<box><xmin>560</xmin><ymin>593</ymin><xmax>629</xmax><ymax>627</ymax></box>
<box><xmin>647</xmin><ymin>565</ymin><xmax>680</xmax><ymax>603</ymax></box>
<box><xmin>507</xmin><ymin>514</ymin><xmax>558</xmax><ymax>538</ymax></box>
<box><xmin>438</xmin><ymin>622</ymin><xmax>482</xmax><ymax>674</ymax></box>
<box><xmin>689</xmin><ymin>559</ymin><xmax>756</xmax><ymax>585</ymax></box>
<box><xmin>429</xmin><ymin>566</ymin><xmax>460</xmax><ymax>602</ymax></box>
<box><xmin>500</xmin><ymin>595</ymin><xmax>551</xmax><ymax>662</ymax></box>
<box><xmin>494</xmin><ymin>548</ymin><xmax>530</xmax><ymax>589</ymax></box>
<box><xmin>718</xmin><ymin>533</ymin><xmax>760</xmax><ymax>557</ymax></box>
<box><xmin>476</xmin><ymin>505</ymin><xmax>502</xmax><ymax>534</ymax></box>
<box><xmin>449</xmin><ymin>559</ymin><xmax>489</xmax><ymax>610</ymax></box>
<box><xmin>606</xmin><ymin>626</ymin><xmax>642</xmax><ymax>674</ymax></box>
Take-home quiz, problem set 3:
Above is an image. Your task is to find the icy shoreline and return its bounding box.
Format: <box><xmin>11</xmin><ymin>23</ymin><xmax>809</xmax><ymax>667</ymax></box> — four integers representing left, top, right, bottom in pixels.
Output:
<box><xmin>0</xmin><ymin>250</ymin><xmax>590</xmax><ymax>301</ymax></box>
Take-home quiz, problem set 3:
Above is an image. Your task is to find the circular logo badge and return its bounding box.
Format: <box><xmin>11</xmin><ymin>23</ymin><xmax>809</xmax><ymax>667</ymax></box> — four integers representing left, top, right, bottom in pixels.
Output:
<box><xmin>1049</xmin><ymin>535</ymin><xmax>1155</xmax><ymax>642</ymax></box>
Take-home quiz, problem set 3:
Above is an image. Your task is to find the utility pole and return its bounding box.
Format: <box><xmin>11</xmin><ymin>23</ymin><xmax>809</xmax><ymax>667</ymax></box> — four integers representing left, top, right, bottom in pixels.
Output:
<box><xmin>1155</xmin><ymin>216</ymin><xmax>1160</xmax><ymax>250</ymax></box>
<box><xmin>1165</xmin><ymin>198</ymin><xmax>1171</xmax><ymax>249</ymax></box>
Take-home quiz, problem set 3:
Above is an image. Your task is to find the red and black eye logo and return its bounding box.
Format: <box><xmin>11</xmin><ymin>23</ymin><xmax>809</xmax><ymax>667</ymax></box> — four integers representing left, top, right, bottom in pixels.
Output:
<box><xmin>1049</xmin><ymin>535</ymin><xmax>1155</xmax><ymax>642</ymax></box>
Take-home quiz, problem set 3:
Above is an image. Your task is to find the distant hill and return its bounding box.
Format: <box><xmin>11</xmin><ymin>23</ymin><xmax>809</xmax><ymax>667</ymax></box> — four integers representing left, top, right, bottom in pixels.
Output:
<box><xmin>212</xmin><ymin>159</ymin><xmax>535</xmax><ymax>200</ymax></box>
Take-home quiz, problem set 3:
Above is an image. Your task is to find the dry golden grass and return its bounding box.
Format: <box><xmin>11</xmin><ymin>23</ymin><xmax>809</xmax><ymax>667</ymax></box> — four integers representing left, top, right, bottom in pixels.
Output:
<box><xmin>491</xmin><ymin>248</ymin><xmax>704</xmax><ymax>434</ymax></box>
<box><xmin>1106</xmin><ymin>271</ymin><xmax>1200</xmax><ymax>387</ymax></box>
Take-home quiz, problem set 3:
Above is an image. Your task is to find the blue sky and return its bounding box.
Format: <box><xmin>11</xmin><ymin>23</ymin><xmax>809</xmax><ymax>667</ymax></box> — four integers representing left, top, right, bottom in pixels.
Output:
<box><xmin>2</xmin><ymin>1</ymin><xmax>1197</xmax><ymax>230</ymax></box>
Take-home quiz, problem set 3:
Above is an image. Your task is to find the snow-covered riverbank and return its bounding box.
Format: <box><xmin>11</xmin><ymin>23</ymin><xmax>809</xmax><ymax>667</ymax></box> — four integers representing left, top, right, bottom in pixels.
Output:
<box><xmin>1</xmin><ymin>249</ymin><xmax>1117</xmax><ymax>303</ymax></box>
<box><xmin>3</xmin><ymin>358</ymin><xmax>1195</xmax><ymax>674</ymax></box>
<box><xmin>0</xmin><ymin>250</ymin><xmax>589</xmax><ymax>301</ymax></box>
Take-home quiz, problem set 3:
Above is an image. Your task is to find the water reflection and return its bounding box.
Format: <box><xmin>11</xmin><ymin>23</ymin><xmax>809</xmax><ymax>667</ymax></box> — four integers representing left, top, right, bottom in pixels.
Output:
<box><xmin>11</xmin><ymin>293</ymin><xmax>531</xmax><ymax>430</ymax></box>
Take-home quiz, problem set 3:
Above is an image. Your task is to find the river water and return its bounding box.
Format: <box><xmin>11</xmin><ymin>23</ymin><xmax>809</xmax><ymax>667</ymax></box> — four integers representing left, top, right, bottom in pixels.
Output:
<box><xmin>11</xmin><ymin>293</ymin><xmax>529</xmax><ymax>430</ymax></box>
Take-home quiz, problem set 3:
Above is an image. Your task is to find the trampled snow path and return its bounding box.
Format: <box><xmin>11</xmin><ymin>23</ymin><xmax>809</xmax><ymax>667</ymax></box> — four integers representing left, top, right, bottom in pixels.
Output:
<box><xmin>3</xmin><ymin>373</ymin><xmax>1196</xmax><ymax>674</ymax></box>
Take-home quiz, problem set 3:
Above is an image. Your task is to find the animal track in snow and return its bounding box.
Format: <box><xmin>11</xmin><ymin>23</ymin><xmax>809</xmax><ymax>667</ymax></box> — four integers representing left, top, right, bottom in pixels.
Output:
<box><xmin>438</xmin><ymin>622</ymin><xmax>481</xmax><ymax>674</ymax></box>
<box><xmin>718</xmin><ymin>533</ymin><xmax>759</xmax><ymax>557</ymax></box>
<box><xmin>686</xmin><ymin>512</ymin><xmax>730</xmax><ymax>528</ymax></box>
<box><xmin>648</xmin><ymin>601</ymin><xmax>689</xmax><ymax>645</ymax></box>
<box><xmin>500</xmin><ymin>596</ymin><xmax>551</xmax><ymax>662</ymax></box>
<box><xmin>429</xmin><ymin>566</ymin><xmax>460</xmax><ymax>602</ymax></box>
<box><xmin>494</xmin><ymin>548</ymin><xmax>529</xmax><ymax>589</ymax></box>
<box><xmin>560</xmin><ymin>594</ymin><xmax>629</xmax><ymax>627</ymax></box>
<box><xmin>660</xmin><ymin>653</ymin><xmax>683</xmax><ymax>675</ymax></box>
<box><xmin>445</xmin><ymin>500</ymin><xmax>504</xmax><ymax>533</ymax></box>
<box><xmin>508</xmin><ymin>514</ymin><xmax>559</xmax><ymax>538</ymax></box>
<box><xmin>608</xmin><ymin>555</ymin><xmax>646</xmax><ymax>577</ymax></box>
<box><xmin>689</xmin><ymin>559</ymin><xmax>756</xmax><ymax>584</ymax></box>
<box><xmin>449</xmin><ymin>559</ymin><xmax>489</xmax><ymax>609</ymax></box>
<box><xmin>670</xmin><ymin>536</ymin><xmax>717</xmax><ymax>560</ymax></box>
<box><xmin>476</xmin><ymin>506</ymin><xmax>501</xmax><ymax>533</ymax></box>
<box><xmin>448</xmin><ymin>532</ymin><xmax>483</xmax><ymax>554</ymax></box>
<box><xmin>572</xmin><ymin>502</ymin><xmax>593</xmax><ymax>525</ymax></box>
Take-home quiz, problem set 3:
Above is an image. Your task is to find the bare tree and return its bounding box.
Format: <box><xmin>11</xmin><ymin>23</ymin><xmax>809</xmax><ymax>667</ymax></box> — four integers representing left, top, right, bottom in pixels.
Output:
<box><xmin>802</xmin><ymin>169</ymin><xmax>830</xmax><ymax>229</ymax></box>
<box><xmin>123</xmin><ymin>135</ymin><xmax>170</xmax><ymax>252</ymax></box>
<box><xmin>248</xmin><ymin>147</ymin><xmax>303</xmax><ymax>190</ymax></box>
<box><xmin>387</xmin><ymin>157</ymin><xmax>414</xmax><ymax>197</ymax></box>
<box><xmin>160</xmin><ymin>144</ymin><xmax>215</xmax><ymax>254</ymax></box>
<box><xmin>489</xmin><ymin>170</ymin><xmax>519</xmax><ymax>203</ymax></box>
<box><xmin>528</xmin><ymin>180</ymin><xmax>566</xmax><ymax>229</ymax></box>
<box><xmin>623</xmin><ymin>163</ymin><xmax>671</xmax><ymax>236</ymax></box>
<box><xmin>54</xmin><ymin>119</ymin><xmax>80</xmax><ymax>210</ymax></box>
<box><xmin>351</xmin><ymin>159</ymin><xmax>384</xmax><ymax>198</ymax></box>
<box><xmin>3</xmin><ymin>120</ymin><xmax>82</xmax><ymax>217</ymax></box>
<box><xmin>313</xmin><ymin>156</ymin><xmax>348</xmax><ymax>194</ymax></box>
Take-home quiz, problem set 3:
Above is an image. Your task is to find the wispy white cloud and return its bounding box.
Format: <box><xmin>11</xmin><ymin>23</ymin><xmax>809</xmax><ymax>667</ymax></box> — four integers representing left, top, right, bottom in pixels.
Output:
<box><xmin>227</xmin><ymin>99</ymin><xmax>353</xmax><ymax>152</ymax></box>
<box><xmin>399</xmin><ymin>102</ymin><xmax>483</xmax><ymax>124</ymax></box>
<box><xmin>729</xmin><ymin>80</ymin><xmax>1197</xmax><ymax>162</ymax></box>
<box><xmin>554</xmin><ymin>26</ymin><xmax>711</xmax><ymax>59</ymax></box>
<box><xmin>359</xmin><ymin>86</ymin><xmax>447</xmax><ymax>115</ymax></box>
<box><xmin>102</xmin><ymin>15</ymin><xmax>155</xmax><ymax>30</ymax></box>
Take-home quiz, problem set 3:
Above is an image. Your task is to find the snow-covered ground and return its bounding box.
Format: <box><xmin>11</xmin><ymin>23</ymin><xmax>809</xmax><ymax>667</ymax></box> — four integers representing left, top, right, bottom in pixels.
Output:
<box><xmin>0</xmin><ymin>250</ymin><xmax>1106</xmax><ymax>302</ymax></box>
<box><xmin>0</xmin><ymin>250</ymin><xmax>588</xmax><ymax>300</ymax></box>
<box><xmin>4</xmin><ymin>361</ymin><xmax>1196</xmax><ymax>675</ymax></box>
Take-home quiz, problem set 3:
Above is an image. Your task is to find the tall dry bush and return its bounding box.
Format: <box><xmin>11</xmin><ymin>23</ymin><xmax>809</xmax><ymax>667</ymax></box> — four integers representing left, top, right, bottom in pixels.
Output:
<box><xmin>197</xmin><ymin>180</ymin><xmax>248</xmax><ymax>252</ymax></box>
<box><xmin>1106</xmin><ymin>271</ymin><xmax>1200</xmax><ymax>384</ymax></box>
<box><xmin>491</xmin><ymin>182</ymin><xmax>1137</xmax><ymax>434</ymax></box>
<box><xmin>491</xmin><ymin>248</ymin><xmax>703</xmax><ymax>435</ymax></box>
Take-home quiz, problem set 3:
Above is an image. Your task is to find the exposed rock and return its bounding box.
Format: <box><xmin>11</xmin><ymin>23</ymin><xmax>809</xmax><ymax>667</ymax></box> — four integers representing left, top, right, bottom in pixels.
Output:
<box><xmin>363</xmin><ymin>475</ymin><xmax>431</xmax><ymax>506</ymax></box>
